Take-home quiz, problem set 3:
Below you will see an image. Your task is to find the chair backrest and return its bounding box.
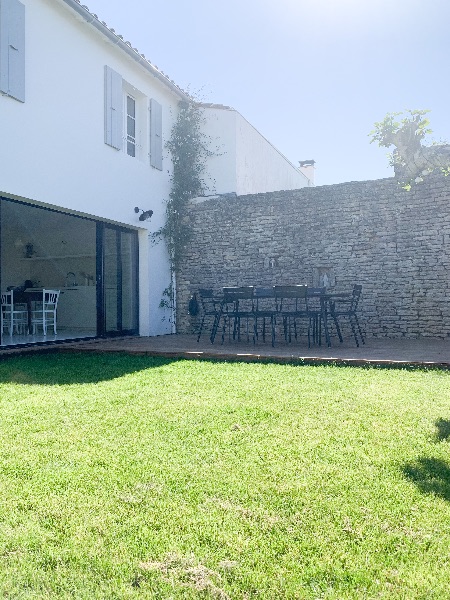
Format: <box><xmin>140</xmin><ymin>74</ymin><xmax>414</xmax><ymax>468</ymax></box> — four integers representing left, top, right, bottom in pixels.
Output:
<box><xmin>198</xmin><ymin>288</ymin><xmax>220</xmax><ymax>314</ymax></box>
<box><xmin>274</xmin><ymin>285</ymin><xmax>307</xmax><ymax>299</ymax></box>
<box><xmin>253</xmin><ymin>287</ymin><xmax>275</xmax><ymax>313</ymax></box>
<box><xmin>254</xmin><ymin>287</ymin><xmax>274</xmax><ymax>299</ymax></box>
<box><xmin>350</xmin><ymin>285</ymin><xmax>362</xmax><ymax>312</ymax></box>
<box><xmin>43</xmin><ymin>289</ymin><xmax>60</xmax><ymax>309</ymax></box>
<box><xmin>307</xmin><ymin>287</ymin><xmax>326</xmax><ymax>296</ymax></box>
<box><xmin>1</xmin><ymin>291</ymin><xmax>13</xmax><ymax>310</ymax></box>
<box><xmin>223</xmin><ymin>286</ymin><xmax>254</xmax><ymax>300</ymax></box>
<box><xmin>222</xmin><ymin>286</ymin><xmax>254</xmax><ymax>312</ymax></box>
<box><xmin>273</xmin><ymin>285</ymin><xmax>308</xmax><ymax>312</ymax></box>
<box><xmin>306</xmin><ymin>287</ymin><xmax>325</xmax><ymax>311</ymax></box>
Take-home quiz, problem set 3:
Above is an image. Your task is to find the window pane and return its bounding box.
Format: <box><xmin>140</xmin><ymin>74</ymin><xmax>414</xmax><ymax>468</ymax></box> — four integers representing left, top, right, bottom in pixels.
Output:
<box><xmin>127</xmin><ymin>115</ymin><xmax>135</xmax><ymax>138</ymax></box>
<box><xmin>127</xmin><ymin>141</ymin><xmax>135</xmax><ymax>157</ymax></box>
<box><xmin>127</xmin><ymin>95</ymin><xmax>135</xmax><ymax>118</ymax></box>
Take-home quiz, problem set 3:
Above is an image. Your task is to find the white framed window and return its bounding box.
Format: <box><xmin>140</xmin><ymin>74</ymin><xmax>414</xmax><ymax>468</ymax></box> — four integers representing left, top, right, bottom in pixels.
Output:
<box><xmin>104</xmin><ymin>66</ymin><xmax>162</xmax><ymax>167</ymax></box>
<box><xmin>126</xmin><ymin>94</ymin><xmax>136</xmax><ymax>157</ymax></box>
<box><xmin>122</xmin><ymin>82</ymin><xmax>145</xmax><ymax>160</ymax></box>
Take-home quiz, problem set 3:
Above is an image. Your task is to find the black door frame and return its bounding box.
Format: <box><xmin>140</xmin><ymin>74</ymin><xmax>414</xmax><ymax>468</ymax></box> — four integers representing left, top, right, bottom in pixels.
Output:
<box><xmin>96</xmin><ymin>222</ymin><xmax>139</xmax><ymax>337</ymax></box>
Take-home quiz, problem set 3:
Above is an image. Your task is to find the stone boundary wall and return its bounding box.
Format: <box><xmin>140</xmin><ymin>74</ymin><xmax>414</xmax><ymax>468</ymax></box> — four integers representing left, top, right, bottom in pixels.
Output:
<box><xmin>176</xmin><ymin>176</ymin><xmax>450</xmax><ymax>338</ymax></box>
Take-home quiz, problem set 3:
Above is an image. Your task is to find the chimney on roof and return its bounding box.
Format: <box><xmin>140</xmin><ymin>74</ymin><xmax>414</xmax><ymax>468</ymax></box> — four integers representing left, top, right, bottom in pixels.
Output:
<box><xmin>299</xmin><ymin>160</ymin><xmax>315</xmax><ymax>186</ymax></box>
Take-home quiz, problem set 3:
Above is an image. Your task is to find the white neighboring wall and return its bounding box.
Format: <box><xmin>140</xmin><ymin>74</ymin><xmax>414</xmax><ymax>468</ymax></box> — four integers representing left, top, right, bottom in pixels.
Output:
<box><xmin>201</xmin><ymin>106</ymin><xmax>312</xmax><ymax>196</ymax></box>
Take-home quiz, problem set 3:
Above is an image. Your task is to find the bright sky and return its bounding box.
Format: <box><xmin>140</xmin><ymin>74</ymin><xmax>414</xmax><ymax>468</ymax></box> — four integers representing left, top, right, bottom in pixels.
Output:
<box><xmin>87</xmin><ymin>0</ymin><xmax>450</xmax><ymax>186</ymax></box>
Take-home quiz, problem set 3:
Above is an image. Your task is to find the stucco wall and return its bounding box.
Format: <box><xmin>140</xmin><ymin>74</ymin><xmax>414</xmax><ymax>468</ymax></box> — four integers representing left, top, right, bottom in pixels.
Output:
<box><xmin>234</xmin><ymin>112</ymin><xmax>311</xmax><ymax>195</ymax></box>
<box><xmin>201</xmin><ymin>108</ymin><xmax>238</xmax><ymax>195</ymax></box>
<box><xmin>177</xmin><ymin>176</ymin><xmax>450</xmax><ymax>338</ymax></box>
<box><xmin>0</xmin><ymin>0</ymin><xmax>186</xmax><ymax>334</ymax></box>
<box><xmin>201</xmin><ymin>107</ymin><xmax>311</xmax><ymax>195</ymax></box>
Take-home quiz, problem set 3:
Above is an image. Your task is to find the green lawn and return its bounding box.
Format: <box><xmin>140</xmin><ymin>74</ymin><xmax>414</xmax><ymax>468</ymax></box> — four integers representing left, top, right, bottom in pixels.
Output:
<box><xmin>0</xmin><ymin>354</ymin><xmax>450</xmax><ymax>599</ymax></box>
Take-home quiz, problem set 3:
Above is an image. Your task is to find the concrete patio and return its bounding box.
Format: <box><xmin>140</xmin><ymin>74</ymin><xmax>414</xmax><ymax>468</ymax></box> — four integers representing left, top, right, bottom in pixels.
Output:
<box><xmin>2</xmin><ymin>333</ymin><xmax>448</xmax><ymax>368</ymax></box>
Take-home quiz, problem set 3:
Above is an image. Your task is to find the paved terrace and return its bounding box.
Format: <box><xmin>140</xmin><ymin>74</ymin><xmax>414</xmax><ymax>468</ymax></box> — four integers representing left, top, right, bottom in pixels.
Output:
<box><xmin>2</xmin><ymin>334</ymin><xmax>450</xmax><ymax>368</ymax></box>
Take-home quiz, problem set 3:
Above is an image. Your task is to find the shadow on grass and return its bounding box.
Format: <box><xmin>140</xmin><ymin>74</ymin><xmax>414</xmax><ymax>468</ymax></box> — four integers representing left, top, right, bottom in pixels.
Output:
<box><xmin>435</xmin><ymin>418</ymin><xmax>450</xmax><ymax>442</ymax></box>
<box><xmin>0</xmin><ymin>343</ymin><xmax>449</xmax><ymax>386</ymax></box>
<box><xmin>0</xmin><ymin>353</ymin><xmax>176</xmax><ymax>385</ymax></box>
<box><xmin>402</xmin><ymin>457</ymin><xmax>450</xmax><ymax>502</ymax></box>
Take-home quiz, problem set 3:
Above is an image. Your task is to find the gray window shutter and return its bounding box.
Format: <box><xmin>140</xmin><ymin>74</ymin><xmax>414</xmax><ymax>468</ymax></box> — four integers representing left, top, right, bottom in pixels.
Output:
<box><xmin>0</xmin><ymin>0</ymin><xmax>25</xmax><ymax>103</ymax></box>
<box><xmin>104</xmin><ymin>65</ymin><xmax>123</xmax><ymax>150</ymax></box>
<box><xmin>149</xmin><ymin>98</ymin><xmax>163</xmax><ymax>170</ymax></box>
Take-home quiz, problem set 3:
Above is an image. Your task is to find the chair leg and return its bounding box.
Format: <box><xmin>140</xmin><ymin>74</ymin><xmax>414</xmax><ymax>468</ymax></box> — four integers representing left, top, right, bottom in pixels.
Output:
<box><xmin>330</xmin><ymin>313</ymin><xmax>343</xmax><ymax>343</ymax></box>
<box><xmin>349</xmin><ymin>315</ymin><xmax>360</xmax><ymax>348</ymax></box>
<box><xmin>308</xmin><ymin>315</ymin><xmax>319</xmax><ymax>347</ymax></box>
<box><xmin>221</xmin><ymin>314</ymin><xmax>229</xmax><ymax>345</ymax></box>
<box><xmin>283</xmin><ymin>316</ymin><xmax>288</xmax><ymax>343</ymax></box>
<box><xmin>314</xmin><ymin>314</ymin><xmax>323</xmax><ymax>346</ymax></box>
<box><xmin>210</xmin><ymin>312</ymin><xmax>221</xmax><ymax>344</ymax></box>
<box><xmin>197</xmin><ymin>315</ymin><xmax>206</xmax><ymax>342</ymax></box>
<box><xmin>354</xmin><ymin>314</ymin><xmax>365</xmax><ymax>344</ymax></box>
<box><xmin>236</xmin><ymin>316</ymin><xmax>241</xmax><ymax>341</ymax></box>
<box><xmin>209</xmin><ymin>313</ymin><xmax>222</xmax><ymax>344</ymax></box>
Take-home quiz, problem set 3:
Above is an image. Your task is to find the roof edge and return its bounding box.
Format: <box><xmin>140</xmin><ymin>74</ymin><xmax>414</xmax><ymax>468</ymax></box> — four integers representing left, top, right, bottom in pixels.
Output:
<box><xmin>61</xmin><ymin>0</ymin><xmax>191</xmax><ymax>101</ymax></box>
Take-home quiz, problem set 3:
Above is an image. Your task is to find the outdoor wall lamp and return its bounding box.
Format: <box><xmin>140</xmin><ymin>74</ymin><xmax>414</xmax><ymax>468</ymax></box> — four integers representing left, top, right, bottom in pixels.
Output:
<box><xmin>134</xmin><ymin>207</ymin><xmax>154</xmax><ymax>221</ymax></box>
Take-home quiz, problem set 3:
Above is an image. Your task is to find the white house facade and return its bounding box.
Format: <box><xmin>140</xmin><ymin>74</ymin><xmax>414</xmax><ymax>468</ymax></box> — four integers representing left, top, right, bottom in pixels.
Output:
<box><xmin>0</xmin><ymin>0</ymin><xmax>312</xmax><ymax>347</ymax></box>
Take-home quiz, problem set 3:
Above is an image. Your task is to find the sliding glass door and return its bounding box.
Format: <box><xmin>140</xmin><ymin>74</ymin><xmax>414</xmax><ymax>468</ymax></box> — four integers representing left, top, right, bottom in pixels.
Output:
<box><xmin>97</xmin><ymin>223</ymin><xmax>139</xmax><ymax>336</ymax></box>
<box><xmin>0</xmin><ymin>197</ymin><xmax>139</xmax><ymax>346</ymax></box>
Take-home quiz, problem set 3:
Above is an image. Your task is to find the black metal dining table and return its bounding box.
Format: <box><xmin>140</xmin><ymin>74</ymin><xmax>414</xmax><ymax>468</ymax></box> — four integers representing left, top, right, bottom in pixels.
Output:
<box><xmin>208</xmin><ymin>286</ymin><xmax>354</xmax><ymax>348</ymax></box>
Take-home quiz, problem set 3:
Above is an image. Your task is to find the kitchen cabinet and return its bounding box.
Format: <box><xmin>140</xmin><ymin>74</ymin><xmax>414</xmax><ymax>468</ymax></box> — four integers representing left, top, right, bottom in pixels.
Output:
<box><xmin>57</xmin><ymin>286</ymin><xmax>96</xmax><ymax>330</ymax></box>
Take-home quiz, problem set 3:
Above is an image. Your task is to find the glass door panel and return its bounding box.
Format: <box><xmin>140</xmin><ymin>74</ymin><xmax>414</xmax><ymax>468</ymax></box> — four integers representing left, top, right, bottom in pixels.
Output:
<box><xmin>104</xmin><ymin>227</ymin><xmax>119</xmax><ymax>333</ymax></box>
<box><xmin>101</xmin><ymin>224</ymin><xmax>138</xmax><ymax>336</ymax></box>
<box><xmin>120</xmin><ymin>231</ymin><xmax>138</xmax><ymax>332</ymax></box>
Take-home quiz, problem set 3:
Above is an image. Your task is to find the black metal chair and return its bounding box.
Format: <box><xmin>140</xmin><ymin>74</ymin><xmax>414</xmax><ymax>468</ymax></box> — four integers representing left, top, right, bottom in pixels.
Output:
<box><xmin>196</xmin><ymin>288</ymin><xmax>222</xmax><ymax>343</ymax></box>
<box><xmin>217</xmin><ymin>286</ymin><xmax>255</xmax><ymax>344</ymax></box>
<box><xmin>328</xmin><ymin>284</ymin><xmax>365</xmax><ymax>347</ymax></box>
<box><xmin>306</xmin><ymin>287</ymin><xmax>327</xmax><ymax>346</ymax></box>
<box><xmin>253</xmin><ymin>287</ymin><xmax>276</xmax><ymax>343</ymax></box>
<box><xmin>272</xmin><ymin>285</ymin><xmax>309</xmax><ymax>347</ymax></box>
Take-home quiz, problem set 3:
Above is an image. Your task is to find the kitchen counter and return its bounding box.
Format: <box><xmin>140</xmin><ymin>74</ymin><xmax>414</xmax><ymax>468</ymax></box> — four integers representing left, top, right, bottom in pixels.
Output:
<box><xmin>57</xmin><ymin>286</ymin><xmax>96</xmax><ymax>330</ymax></box>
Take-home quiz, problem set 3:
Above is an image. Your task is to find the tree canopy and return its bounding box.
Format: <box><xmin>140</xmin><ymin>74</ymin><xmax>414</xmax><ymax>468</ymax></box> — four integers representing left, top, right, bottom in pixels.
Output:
<box><xmin>370</xmin><ymin>110</ymin><xmax>450</xmax><ymax>189</ymax></box>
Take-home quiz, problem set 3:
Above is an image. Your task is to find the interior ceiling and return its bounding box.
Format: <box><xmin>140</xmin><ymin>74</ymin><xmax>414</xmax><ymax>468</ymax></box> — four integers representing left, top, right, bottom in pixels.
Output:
<box><xmin>1</xmin><ymin>200</ymin><xmax>96</xmax><ymax>251</ymax></box>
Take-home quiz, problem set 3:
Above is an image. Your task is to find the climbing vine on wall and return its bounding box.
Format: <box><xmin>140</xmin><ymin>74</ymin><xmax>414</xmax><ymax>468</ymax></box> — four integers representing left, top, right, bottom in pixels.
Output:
<box><xmin>153</xmin><ymin>100</ymin><xmax>212</xmax><ymax>271</ymax></box>
<box><xmin>153</xmin><ymin>100</ymin><xmax>213</xmax><ymax>324</ymax></box>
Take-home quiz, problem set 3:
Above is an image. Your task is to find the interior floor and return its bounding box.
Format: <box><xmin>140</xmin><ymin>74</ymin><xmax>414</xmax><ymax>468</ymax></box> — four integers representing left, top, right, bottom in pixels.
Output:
<box><xmin>0</xmin><ymin>329</ymin><xmax>97</xmax><ymax>347</ymax></box>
